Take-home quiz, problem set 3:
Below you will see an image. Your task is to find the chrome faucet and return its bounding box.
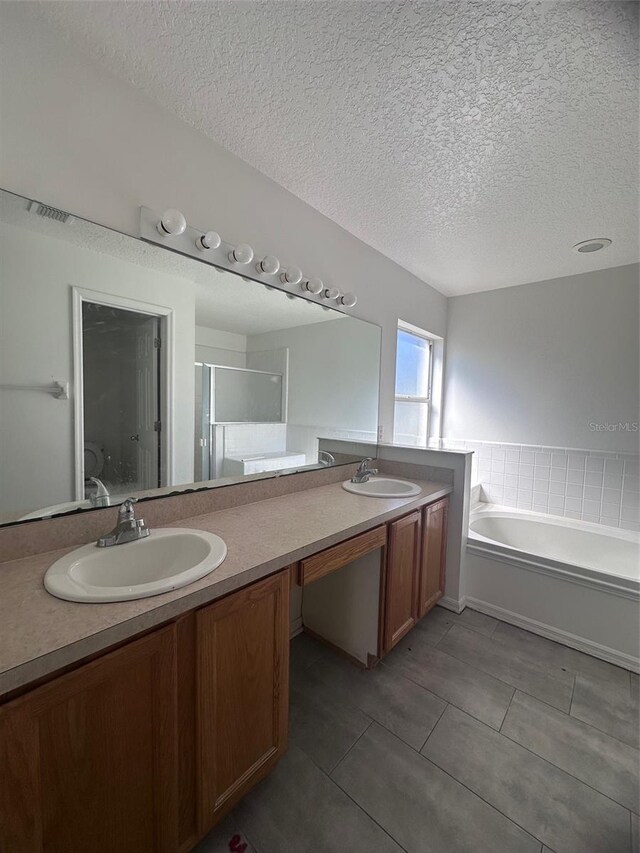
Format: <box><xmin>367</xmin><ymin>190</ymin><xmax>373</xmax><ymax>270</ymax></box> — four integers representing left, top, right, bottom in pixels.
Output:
<box><xmin>88</xmin><ymin>476</ymin><xmax>110</xmax><ymax>508</ymax></box>
<box><xmin>97</xmin><ymin>498</ymin><xmax>150</xmax><ymax>547</ymax></box>
<box><xmin>351</xmin><ymin>457</ymin><xmax>378</xmax><ymax>484</ymax></box>
<box><xmin>318</xmin><ymin>450</ymin><xmax>335</xmax><ymax>466</ymax></box>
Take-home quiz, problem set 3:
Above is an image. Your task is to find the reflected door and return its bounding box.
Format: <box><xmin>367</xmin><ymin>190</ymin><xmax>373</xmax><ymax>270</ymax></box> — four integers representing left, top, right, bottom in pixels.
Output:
<box><xmin>82</xmin><ymin>302</ymin><xmax>162</xmax><ymax>495</ymax></box>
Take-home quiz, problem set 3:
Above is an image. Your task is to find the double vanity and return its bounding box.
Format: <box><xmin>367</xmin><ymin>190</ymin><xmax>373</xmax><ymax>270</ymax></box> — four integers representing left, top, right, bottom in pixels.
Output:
<box><xmin>0</xmin><ymin>471</ymin><xmax>451</xmax><ymax>852</ymax></box>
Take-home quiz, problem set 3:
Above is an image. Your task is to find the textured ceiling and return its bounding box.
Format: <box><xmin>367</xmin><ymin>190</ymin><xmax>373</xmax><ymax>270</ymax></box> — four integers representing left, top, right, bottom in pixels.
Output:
<box><xmin>25</xmin><ymin>1</ymin><xmax>639</xmax><ymax>295</ymax></box>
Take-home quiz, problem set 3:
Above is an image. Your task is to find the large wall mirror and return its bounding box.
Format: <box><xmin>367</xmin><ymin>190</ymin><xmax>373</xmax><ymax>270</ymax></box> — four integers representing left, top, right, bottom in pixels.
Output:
<box><xmin>0</xmin><ymin>187</ymin><xmax>381</xmax><ymax>526</ymax></box>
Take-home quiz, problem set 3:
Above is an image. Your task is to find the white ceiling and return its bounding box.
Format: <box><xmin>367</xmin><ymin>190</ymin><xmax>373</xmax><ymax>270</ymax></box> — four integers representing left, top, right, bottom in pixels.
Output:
<box><xmin>27</xmin><ymin>1</ymin><xmax>639</xmax><ymax>296</ymax></box>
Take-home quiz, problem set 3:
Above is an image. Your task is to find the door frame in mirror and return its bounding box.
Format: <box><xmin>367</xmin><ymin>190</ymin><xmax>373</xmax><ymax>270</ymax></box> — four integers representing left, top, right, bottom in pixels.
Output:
<box><xmin>72</xmin><ymin>287</ymin><xmax>176</xmax><ymax>500</ymax></box>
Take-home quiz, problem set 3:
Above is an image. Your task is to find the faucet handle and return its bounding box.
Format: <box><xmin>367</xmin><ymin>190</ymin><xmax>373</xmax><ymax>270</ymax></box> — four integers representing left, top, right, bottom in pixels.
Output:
<box><xmin>119</xmin><ymin>497</ymin><xmax>138</xmax><ymax>518</ymax></box>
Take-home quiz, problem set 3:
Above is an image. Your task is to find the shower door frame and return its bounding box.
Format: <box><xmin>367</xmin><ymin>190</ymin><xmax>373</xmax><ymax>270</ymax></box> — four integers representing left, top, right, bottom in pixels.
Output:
<box><xmin>71</xmin><ymin>287</ymin><xmax>176</xmax><ymax>501</ymax></box>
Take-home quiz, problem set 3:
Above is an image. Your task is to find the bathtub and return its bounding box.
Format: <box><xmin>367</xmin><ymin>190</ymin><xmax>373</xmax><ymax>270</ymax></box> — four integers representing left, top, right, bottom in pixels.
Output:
<box><xmin>465</xmin><ymin>504</ymin><xmax>640</xmax><ymax>671</ymax></box>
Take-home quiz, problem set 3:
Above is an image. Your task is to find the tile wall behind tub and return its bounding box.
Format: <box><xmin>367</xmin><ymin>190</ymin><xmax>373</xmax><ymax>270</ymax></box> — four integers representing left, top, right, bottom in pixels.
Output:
<box><xmin>443</xmin><ymin>440</ymin><xmax>640</xmax><ymax>531</ymax></box>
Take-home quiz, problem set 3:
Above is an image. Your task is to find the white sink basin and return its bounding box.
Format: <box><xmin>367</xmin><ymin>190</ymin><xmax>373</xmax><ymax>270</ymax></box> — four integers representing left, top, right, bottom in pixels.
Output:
<box><xmin>342</xmin><ymin>477</ymin><xmax>422</xmax><ymax>499</ymax></box>
<box><xmin>44</xmin><ymin>528</ymin><xmax>227</xmax><ymax>603</ymax></box>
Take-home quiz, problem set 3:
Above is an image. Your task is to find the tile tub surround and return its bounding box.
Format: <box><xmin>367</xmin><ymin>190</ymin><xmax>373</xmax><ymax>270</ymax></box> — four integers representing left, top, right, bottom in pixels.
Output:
<box><xmin>0</xmin><ymin>477</ymin><xmax>451</xmax><ymax>699</ymax></box>
<box><xmin>197</xmin><ymin>617</ymin><xmax>639</xmax><ymax>853</ymax></box>
<box><xmin>444</xmin><ymin>439</ymin><xmax>640</xmax><ymax>531</ymax></box>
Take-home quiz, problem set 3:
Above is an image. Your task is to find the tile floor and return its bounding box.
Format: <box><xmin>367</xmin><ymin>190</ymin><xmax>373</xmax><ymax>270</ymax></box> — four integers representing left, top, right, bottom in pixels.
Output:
<box><xmin>197</xmin><ymin>606</ymin><xmax>640</xmax><ymax>853</ymax></box>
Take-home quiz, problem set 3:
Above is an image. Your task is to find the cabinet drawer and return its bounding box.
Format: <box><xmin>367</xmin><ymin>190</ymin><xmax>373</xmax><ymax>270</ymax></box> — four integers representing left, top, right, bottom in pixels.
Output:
<box><xmin>300</xmin><ymin>525</ymin><xmax>387</xmax><ymax>586</ymax></box>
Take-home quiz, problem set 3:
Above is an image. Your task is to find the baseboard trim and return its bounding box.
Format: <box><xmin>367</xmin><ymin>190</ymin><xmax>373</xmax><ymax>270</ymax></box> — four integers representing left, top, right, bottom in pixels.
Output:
<box><xmin>438</xmin><ymin>595</ymin><xmax>467</xmax><ymax>614</ymax></box>
<box><xmin>466</xmin><ymin>596</ymin><xmax>640</xmax><ymax>673</ymax></box>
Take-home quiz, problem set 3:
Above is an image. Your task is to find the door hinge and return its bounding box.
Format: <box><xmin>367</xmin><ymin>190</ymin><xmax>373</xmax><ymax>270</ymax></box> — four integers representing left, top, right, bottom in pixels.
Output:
<box><xmin>154</xmin><ymin>420</ymin><xmax>162</xmax><ymax>432</ymax></box>
<box><xmin>154</xmin><ymin>337</ymin><xmax>162</xmax><ymax>349</ymax></box>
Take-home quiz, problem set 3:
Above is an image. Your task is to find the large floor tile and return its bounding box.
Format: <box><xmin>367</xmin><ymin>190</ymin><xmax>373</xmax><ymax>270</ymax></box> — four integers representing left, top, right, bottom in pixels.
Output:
<box><xmin>332</xmin><ymin>722</ymin><xmax>540</xmax><ymax>853</ymax></box>
<box><xmin>289</xmin><ymin>667</ymin><xmax>371</xmax><ymax>773</ymax></box>
<box><xmin>423</xmin><ymin>705</ymin><xmax>631</xmax><ymax>853</ymax></box>
<box><xmin>413</xmin><ymin>605</ymin><xmax>456</xmax><ymax>645</ymax></box>
<box><xmin>571</xmin><ymin>674</ymin><xmax>640</xmax><ymax>749</ymax></box>
<box><xmin>438</xmin><ymin>625</ymin><xmax>574</xmax><ymax>710</ymax></box>
<box><xmin>290</xmin><ymin>633</ymin><xmax>327</xmax><ymax>676</ymax></box>
<box><xmin>415</xmin><ymin>605</ymin><xmax>499</xmax><ymax>644</ymax></box>
<box><xmin>456</xmin><ymin>606</ymin><xmax>500</xmax><ymax>636</ymax></box>
<box><xmin>311</xmin><ymin>653</ymin><xmax>446</xmax><ymax>749</ymax></box>
<box><xmin>385</xmin><ymin>628</ymin><xmax>513</xmax><ymax>729</ymax></box>
<box><xmin>234</xmin><ymin>743</ymin><xmax>403</xmax><ymax>853</ymax></box>
<box><xmin>492</xmin><ymin>621</ymin><xmax>631</xmax><ymax>690</ymax></box>
<box><xmin>631</xmin><ymin>672</ymin><xmax>639</xmax><ymax>703</ymax></box>
<box><xmin>502</xmin><ymin>691</ymin><xmax>640</xmax><ymax>811</ymax></box>
<box><xmin>632</xmin><ymin>813</ymin><xmax>639</xmax><ymax>853</ymax></box>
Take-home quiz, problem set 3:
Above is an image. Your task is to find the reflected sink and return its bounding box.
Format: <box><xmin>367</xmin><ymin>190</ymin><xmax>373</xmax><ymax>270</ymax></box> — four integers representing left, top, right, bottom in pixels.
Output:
<box><xmin>342</xmin><ymin>477</ymin><xmax>422</xmax><ymax>499</ymax></box>
<box><xmin>44</xmin><ymin>528</ymin><xmax>227</xmax><ymax>603</ymax></box>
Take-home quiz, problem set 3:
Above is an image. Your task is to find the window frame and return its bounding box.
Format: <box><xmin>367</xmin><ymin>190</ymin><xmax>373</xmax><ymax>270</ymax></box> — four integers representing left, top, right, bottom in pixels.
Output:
<box><xmin>393</xmin><ymin>325</ymin><xmax>434</xmax><ymax>447</ymax></box>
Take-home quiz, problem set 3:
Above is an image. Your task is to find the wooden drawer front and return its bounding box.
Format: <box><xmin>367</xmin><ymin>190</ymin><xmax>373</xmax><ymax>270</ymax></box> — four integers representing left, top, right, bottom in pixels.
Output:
<box><xmin>0</xmin><ymin>626</ymin><xmax>178</xmax><ymax>853</ymax></box>
<box><xmin>417</xmin><ymin>498</ymin><xmax>449</xmax><ymax>619</ymax></box>
<box><xmin>196</xmin><ymin>570</ymin><xmax>289</xmax><ymax>832</ymax></box>
<box><xmin>300</xmin><ymin>526</ymin><xmax>387</xmax><ymax>586</ymax></box>
<box><xmin>383</xmin><ymin>511</ymin><xmax>422</xmax><ymax>653</ymax></box>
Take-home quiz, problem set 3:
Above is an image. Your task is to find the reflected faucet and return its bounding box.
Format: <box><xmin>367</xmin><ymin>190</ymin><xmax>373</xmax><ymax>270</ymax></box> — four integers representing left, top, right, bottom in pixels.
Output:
<box><xmin>88</xmin><ymin>477</ymin><xmax>110</xmax><ymax>507</ymax></box>
<box><xmin>97</xmin><ymin>498</ymin><xmax>150</xmax><ymax>547</ymax></box>
<box><xmin>351</xmin><ymin>458</ymin><xmax>378</xmax><ymax>484</ymax></box>
<box><xmin>318</xmin><ymin>450</ymin><xmax>335</xmax><ymax>466</ymax></box>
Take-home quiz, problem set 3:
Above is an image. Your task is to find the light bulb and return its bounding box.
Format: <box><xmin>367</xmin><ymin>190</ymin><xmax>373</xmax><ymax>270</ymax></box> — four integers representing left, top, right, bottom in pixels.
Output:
<box><xmin>323</xmin><ymin>287</ymin><xmax>340</xmax><ymax>300</ymax></box>
<box><xmin>281</xmin><ymin>266</ymin><xmax>303</xmax><ymax>285</ymax></box>
<box><xmin>229</xmin><ymin>243</ymin><xmax>254</xmax><ymax>264</ymax></box>
<box><xmin>257</xmin><ymin>255</ymin><xmax>280</xmax><ymax>275</ymax></box>
<box><xmin>197</xmin><ymin>230</ymin><xmax>221</xmax><ymax>251</ymax></box>
<box><xmin>303</xmin><ymin>278</ymin><xmax>323</xmax><ymax>295</ymax></box>
<box><xmin>157</xmin><ymin>209</ymin><xmax>187</xmax><ymax>236</ymax></box>
<box><xmin>339</xmin><ymin>292</ymin><xmax>357</xmax><ymax>308</ymax></box>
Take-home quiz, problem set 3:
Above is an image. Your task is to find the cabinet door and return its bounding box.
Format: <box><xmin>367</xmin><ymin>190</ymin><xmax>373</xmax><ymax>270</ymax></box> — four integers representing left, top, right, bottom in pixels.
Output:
<box><xmin>197</xmin><ymin>570</ymin><xmax>289</xmax><ymax>832</ymax></box>
<box><xmin>0</xmin><ymin>626</ymin><xmax>178</xmax><ymax>853</ymax></box>
<box><xmin>417</xmin><ymin>498</ymin><xmax>449</xmax><ymax>619</ymax></box>
<box><xmin>383</xmin><ymin>511</ymin><xmax>422</xmax><ymax>652</ymax></box>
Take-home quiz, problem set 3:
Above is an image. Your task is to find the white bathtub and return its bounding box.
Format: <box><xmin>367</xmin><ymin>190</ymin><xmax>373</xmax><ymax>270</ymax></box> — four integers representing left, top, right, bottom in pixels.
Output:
<box><xmin>465</xmin><ymin>504</ymin><xmax>640</xmax><ymax>671</ymax></box>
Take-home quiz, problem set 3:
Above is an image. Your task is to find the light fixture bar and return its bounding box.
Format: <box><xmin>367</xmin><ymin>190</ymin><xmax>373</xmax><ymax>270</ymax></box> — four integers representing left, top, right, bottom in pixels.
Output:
<box><xmin>139</xmin><ymin>206</ymin><xmax>357</xmax><ymax>311</ymax></box>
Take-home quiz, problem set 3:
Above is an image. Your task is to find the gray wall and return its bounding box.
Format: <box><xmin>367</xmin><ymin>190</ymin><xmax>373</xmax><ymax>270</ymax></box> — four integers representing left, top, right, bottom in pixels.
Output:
<box><xmin>0</xmin><ymin>220</ymin><xmax>196</xmax><ymax>517</ymax></box>
<box><xmin>443</xmin><ymin>264</ymin><xmax>640</xmax><ymax>453</ymax></box>
<box><xmin>0</xmin><ymin>4</ymin><xmax>447</xmax><ymax>443</ymax></box>
<box><xmin>247</xmin><ymin>318</ymin><xmax>380</xmax><ymax>434</ymax></box>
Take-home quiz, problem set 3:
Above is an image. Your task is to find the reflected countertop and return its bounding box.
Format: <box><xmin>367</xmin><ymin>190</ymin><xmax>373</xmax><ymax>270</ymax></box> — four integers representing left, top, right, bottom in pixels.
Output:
<box><xmin>0</xmin><ymin>477</ymin><xmax>452</xmax><ymax>699</ymax></box>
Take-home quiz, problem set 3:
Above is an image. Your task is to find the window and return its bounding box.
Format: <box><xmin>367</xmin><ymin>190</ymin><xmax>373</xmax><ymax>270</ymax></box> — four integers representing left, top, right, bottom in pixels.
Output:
<box><xmin>393</xmin><ymin>325</ymin><xmax>433</xmax><ymax>447</ymax></box>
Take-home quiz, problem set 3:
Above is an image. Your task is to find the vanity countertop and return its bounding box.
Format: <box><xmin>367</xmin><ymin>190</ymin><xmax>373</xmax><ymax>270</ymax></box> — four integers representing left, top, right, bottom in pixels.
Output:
<box><xmin>0</xmin><ymin>478</ymin><xmax>451</xmax><ymax>699</ymax></box>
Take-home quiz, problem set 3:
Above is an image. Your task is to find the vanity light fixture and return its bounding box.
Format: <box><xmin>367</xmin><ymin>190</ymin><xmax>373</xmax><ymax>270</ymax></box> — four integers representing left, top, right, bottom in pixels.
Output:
<box><xmin>303</xmin><ymin>278</ymin><xmax>324</xmax><ymax>295</ymax></box>
<box><xmin>281</xmin><ymin>266</ymin><xmax>303</xmax><ymax>285</ymax></box>
<box><xmin>141</xmin><ymin>206</ymin><xmax>359</xmax><ymax>311</ymax></box>
<box><xmin>229</xmin><ymin>243</ymin><xmax>254</xmax><ymax>265</ymax></box>
<box><xmin>257</xmin><ymin>255</ymin><xmax>280</xmax><ymax>275</ymax></box>
<box><xmin>339</xmin><ymin>292</ymin><xmax>357</xmax><ymax>308</ymax></box>
<box><xmin>197</xmin><ymin>230</ymin><xmax>221</xmax><ymax>251</ymax></box>
<box><xmin>157</xmin><ymin>208</ymin><xmax>187</xmax><ymax>236</ymax></box>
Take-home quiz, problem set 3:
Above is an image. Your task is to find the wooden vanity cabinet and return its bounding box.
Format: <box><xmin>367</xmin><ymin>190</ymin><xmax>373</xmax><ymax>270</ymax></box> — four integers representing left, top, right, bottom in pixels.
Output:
<box><xmin>195</xmin><ymin>570</ymin><xmax>289</xmax><ymax>836</ymax></box>
<box><xmin>0</xmin><ymin>569</ymin><xmax>290</xmax><ymax>853</ymax></box>
<box><xmin>417</xmin><ymin>497</ymin><xmax>449</xmax><ymax>619</ymax></box>
<box><xmin>383</xmin><ymin>510</ymin><xmax>422</xmax><ymax>652</ymax></box>
<box><xmin>382</xmin><ymin>497</ymin><xmax>449</xmax><ymax>654</ymax></box>
<box><xmin>0</xmin><ymin>625</ymin><xmax>179</xmax><ymax>853</ymax></box>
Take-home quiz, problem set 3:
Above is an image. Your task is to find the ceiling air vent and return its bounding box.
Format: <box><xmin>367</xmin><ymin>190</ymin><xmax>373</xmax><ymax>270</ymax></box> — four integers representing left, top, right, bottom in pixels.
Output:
<box><xmin>28</xmin><ymin>200</ymin><xmax>74</xmax><ymax>224</ymax></box>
